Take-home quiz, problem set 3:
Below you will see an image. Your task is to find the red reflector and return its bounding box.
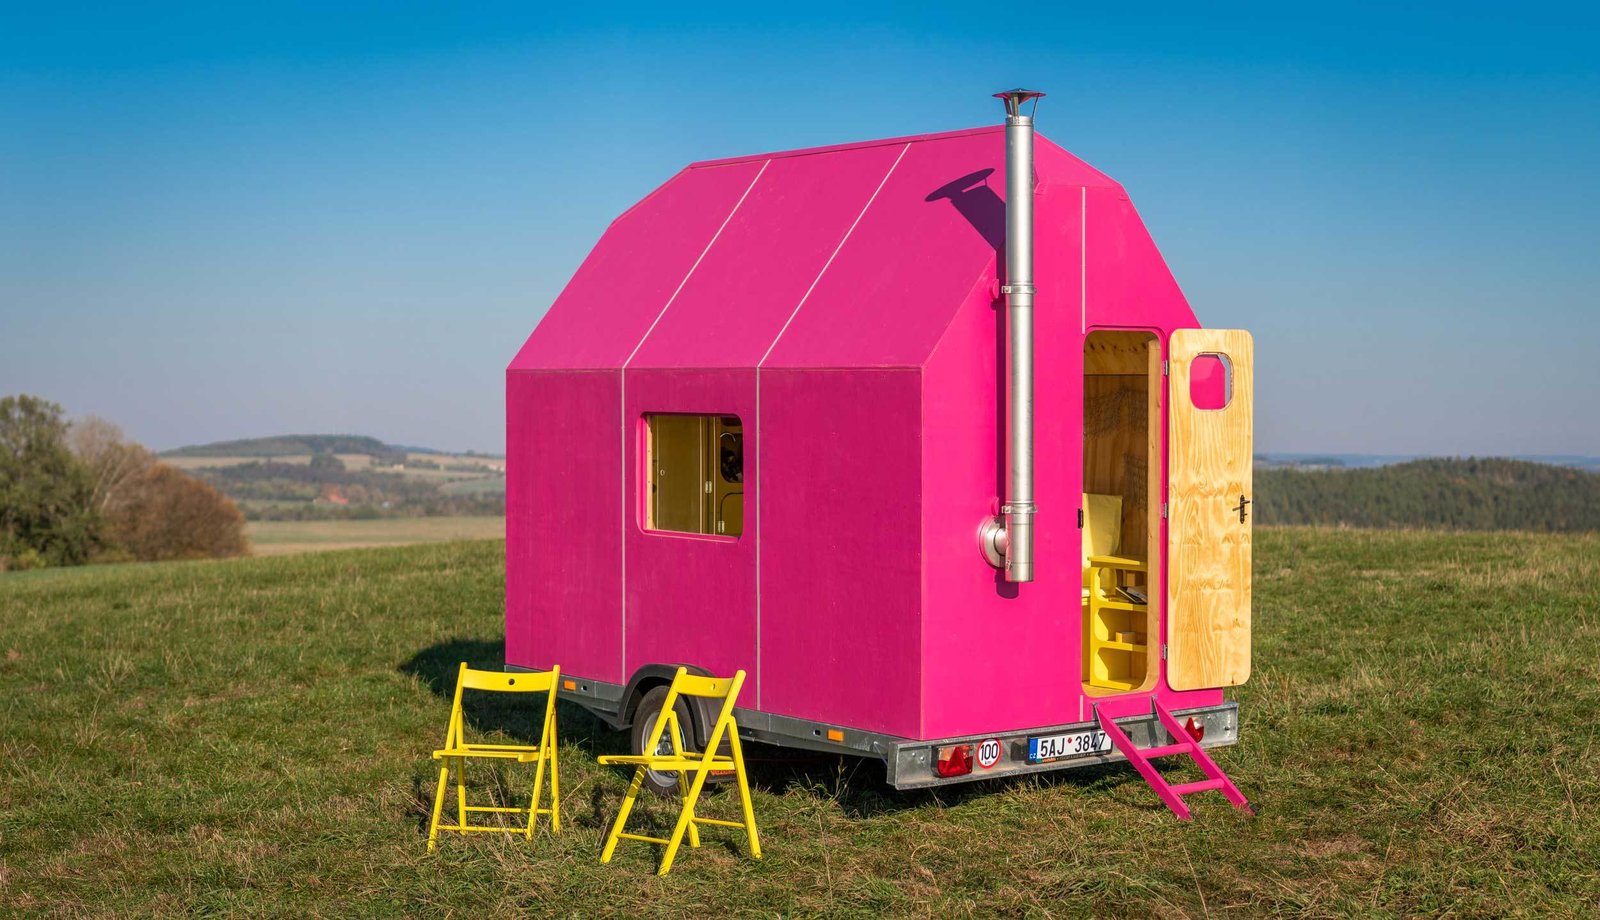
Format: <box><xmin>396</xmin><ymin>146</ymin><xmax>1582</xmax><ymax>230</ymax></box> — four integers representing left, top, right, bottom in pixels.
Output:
<box><xmin>935</xmin><ymin>744</ymin><xmax>974</xmax><ymax>778</ymax></box>
<box><xmin>1184</xmin><ymin>717</ymin><xmax>1205</xmax><ymax>742</ymax></box>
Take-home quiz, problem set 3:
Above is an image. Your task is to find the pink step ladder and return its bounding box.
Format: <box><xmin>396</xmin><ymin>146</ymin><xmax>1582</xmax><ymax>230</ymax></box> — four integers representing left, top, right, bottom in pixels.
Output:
<box><xmin>1095</xmin><ymin>697</ymin><xmax>1253</xmax><ymax>821</ymax></box>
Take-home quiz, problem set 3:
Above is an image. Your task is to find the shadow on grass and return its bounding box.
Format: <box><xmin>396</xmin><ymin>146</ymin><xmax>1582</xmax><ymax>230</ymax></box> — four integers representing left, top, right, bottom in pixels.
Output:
<box><xmin>399</xmin><ymin>637</ymin><xmax>1163</xmax><ymax>824</ymax></box>
<box><xmin>400</xmin><ymin>637</ymin><xmax>633</xmax><ymax>836</ymax></box>
<box><xmin>398</xmin><ymin>636</ymin><xmax>625</xmax><ymax>758</ymax></box>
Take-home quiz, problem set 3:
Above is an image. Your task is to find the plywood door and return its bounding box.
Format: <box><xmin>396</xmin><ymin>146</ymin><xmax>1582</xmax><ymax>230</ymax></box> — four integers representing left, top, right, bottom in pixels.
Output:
<box><xmin>1166</xmin><ymin>329</ymin><xmax>1253</xmax><ymax>690</ymax></box>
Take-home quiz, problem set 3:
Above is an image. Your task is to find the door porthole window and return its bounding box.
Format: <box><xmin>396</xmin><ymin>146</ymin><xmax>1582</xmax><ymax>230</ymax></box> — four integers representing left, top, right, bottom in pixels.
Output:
<box><xmin>1189</xmin><ymin>353</ymin><xmax>1233</xmax><ymax>410</ymax></box>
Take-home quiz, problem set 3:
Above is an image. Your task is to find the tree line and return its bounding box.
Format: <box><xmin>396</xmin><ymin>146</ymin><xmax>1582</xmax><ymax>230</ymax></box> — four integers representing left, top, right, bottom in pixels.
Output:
<box><xmin>1255</xmin><ymin>457</ymin><xmax>1600</xmax><ymax>532</ymax></box>
<box><xmin>0</xmin><ymin>395</ymin><xmax>247</xmax><ymax>570</ymax></box>
<box><xmin>191</xmin><ymin>457</ymin><xmax>504</xmax><ymax>521</ymax></box>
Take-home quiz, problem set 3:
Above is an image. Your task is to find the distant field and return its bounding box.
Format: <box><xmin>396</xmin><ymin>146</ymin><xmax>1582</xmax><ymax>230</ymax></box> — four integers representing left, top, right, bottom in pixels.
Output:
<box><xmin>2</xmin><ymin>528</ymin><xmax>1597</xmax><ymax>914</ymax></box>
<box><xmin>164</xmin><ymin>454</ymin><xmax>299</xmax><ymax>470</ymax></box>
<box><xmin>246</xmin><ymin>516</ymin><xmax>503</xmax><ymax>555</ymax></box>
<box><xmin>167</xmin><ymin>452</ymin><xmax>499</xmax><ymax>479</ymax></box>
<box><xmin>440</xmin><ymin>476</ymin><xmax>508</xmax><ymax>496</ymax></box>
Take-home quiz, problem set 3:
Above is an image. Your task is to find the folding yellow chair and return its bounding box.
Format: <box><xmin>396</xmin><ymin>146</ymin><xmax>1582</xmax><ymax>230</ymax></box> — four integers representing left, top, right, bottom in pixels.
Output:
<box><xmin>598</xmin><ymin>667</ymin><xmax>760</xmax><ymax>875</ymax></box>
<box><xmin>426</xmin><ymin>663</ymin><xmax>560</xmax><ymax>851</ymax></box>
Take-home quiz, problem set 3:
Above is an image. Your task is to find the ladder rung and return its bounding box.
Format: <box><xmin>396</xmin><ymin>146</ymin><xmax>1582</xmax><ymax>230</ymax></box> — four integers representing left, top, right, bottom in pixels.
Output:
<box><xmin>691</xmin><ymin>817</ymin><xmax>746</xmax><ymax>829</ymax></box>
<box><xmin>616</xmin><ymin>832</ymin><xmax>671</xmax><ymax>845</ymax></box>
<box><xmin>1169</xmin><ymin>778</ymin><xmax>1225</xmax><ymax>797</ymax></box>
<box><xmin>1141</xmin><ymin>742</ymin><xmax>1195</xmax><ymax>759</ymax></box>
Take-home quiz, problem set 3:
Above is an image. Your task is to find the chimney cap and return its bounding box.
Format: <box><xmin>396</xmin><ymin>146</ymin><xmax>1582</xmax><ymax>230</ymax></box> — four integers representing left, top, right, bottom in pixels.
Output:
<box><xmin>994</xmin><ymin>89</ymin><xmax>1045</xmax><ymax>118</ymax></box>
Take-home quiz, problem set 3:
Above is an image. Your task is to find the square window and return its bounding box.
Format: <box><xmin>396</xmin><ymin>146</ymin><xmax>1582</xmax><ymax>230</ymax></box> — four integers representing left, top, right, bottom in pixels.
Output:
<box><xmin>1189</xmin><ymin>353</ymin><xmax>1233</xmax><ymax>410</ymax></box>
<box><xmin>645</xmin><ymin>414</ymin><xmax>743</xmax><ymax>536</ymax></box>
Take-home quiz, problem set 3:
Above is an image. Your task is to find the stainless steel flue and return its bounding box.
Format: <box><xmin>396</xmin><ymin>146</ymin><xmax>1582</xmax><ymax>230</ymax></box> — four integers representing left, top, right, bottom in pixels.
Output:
<box><xmin>980</xmin><ymin>88</ymin><xmax>1044</xmax><ymax>583</ymax></box>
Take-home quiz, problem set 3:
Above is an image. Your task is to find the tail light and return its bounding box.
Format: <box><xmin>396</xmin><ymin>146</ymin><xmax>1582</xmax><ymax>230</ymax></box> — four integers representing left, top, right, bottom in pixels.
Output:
<box><xmin>935</xmin><ymin>744</ymin><xmax>974</xmax><ymax>778</ymax></box>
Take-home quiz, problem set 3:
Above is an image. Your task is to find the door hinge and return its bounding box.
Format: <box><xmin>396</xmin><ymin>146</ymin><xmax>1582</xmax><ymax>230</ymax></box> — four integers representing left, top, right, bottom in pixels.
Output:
<box><xmin>1077</xmin><ymin>508</ymin><xmax>1085</xmax><ymax>529</ymax></box>
<box><xmin>1161</xmin><ymin>644</ymin><xmax>1169</xmax><ymax>661</ymax></box>
<box><xmin>703</xmin><ymin>481</ymin><xmax>713</xmax><ymax>494</ymax></box>
<box><xmin>1161</xmin><ymin>502</ymin><xmax>1169</xmax><ymax>519</ymax></box>
<box><xmin>1162</xmin><ymin>359</ymin><xmax>1170</xmax><ymax>376</ymax></box>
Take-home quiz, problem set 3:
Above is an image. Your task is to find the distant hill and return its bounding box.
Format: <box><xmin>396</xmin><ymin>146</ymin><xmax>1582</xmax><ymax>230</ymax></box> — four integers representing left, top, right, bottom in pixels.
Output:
<box><xmin>162</xmin><ymin>435</ymin><xmax>403</xmax><ymax>460</ymax></box>
<box><xmin>1256</xmin><ymin>457</ymin><xmax>1600</xmax><ymax>532</ymax></box>
<box><xmin>1256</xmin><ymin>452</ymin><xmax>1600</xmax><ymax>473</ymax></box>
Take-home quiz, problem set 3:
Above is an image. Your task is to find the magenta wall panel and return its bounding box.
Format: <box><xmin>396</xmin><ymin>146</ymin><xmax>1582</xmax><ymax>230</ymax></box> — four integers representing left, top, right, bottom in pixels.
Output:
<box><xmin>629</xmin><ymin>145</ymin><xmax>907</xmax><ymax>369</ymax></box>
<box><xmin>622</xmin><ymin>368</ymin><xmax>759</xmax><ymax>681</ymax></box>
<box><xmin>757</xmin><ymin>368</ymin><xmax>923</xmax><ymax>738</ymax></box>
<box><xmin>918</xmin><ymin>184</ymin><xmax>1086</xmax><ymax>738</ymax></box>
<box><xmin>1034</xmin><ymin>134</ymin><xmax>1119</xmax><ymax>191</ymax></box>
<box><xmin>1084</xmin><ymin>187</ymin><xmax>1199</xmax><ymax>334</ymax></box>
<box><xmin>510</xmin><ymin>160</ymin><xmax>766</xmax><ymax>371</ymax></box>
<box><xmin>761</xmin><ymin>131</ymin><xmax>1006</xmax><ymax>370</ymax></box>
<box><xmin>505</xmin><ymin>369</ymin><xmax>623</xmax><ymax>681</ymax></box>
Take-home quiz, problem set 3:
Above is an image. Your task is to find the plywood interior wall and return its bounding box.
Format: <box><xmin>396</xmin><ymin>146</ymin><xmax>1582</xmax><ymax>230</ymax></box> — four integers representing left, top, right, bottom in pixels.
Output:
<box><xmin>1082</xmin><ymin>330</ymin><xmax>1162</xmax><ymax>697</ymax></box>
<box><xmin>1083</xmin><ymin>332</ymin><xmax>1156</xmax><ymax>553</ymax></box>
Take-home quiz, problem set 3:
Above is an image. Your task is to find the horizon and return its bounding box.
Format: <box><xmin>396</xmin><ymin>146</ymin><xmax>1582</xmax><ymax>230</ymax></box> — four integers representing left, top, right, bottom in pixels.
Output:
<box><xmin>4</xmin><ymin>3</ymin><xmax>1598</xmax><ymax>455</ymax></box>
<box><xmin>148</xmin><ymin>431</ymin><xmax>1600</xmax><ymax>469</ymax></box>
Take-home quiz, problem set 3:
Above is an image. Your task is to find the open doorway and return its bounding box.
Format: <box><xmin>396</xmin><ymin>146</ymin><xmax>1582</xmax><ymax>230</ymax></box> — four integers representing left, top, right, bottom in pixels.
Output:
<box><xmin>1081</xmin><ymin>330</ymin><xmax>1162</xmax><ymax>695</ymax></box>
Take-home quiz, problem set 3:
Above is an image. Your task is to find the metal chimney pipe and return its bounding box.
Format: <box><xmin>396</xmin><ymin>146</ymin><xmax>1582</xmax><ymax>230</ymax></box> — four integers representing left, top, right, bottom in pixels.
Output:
<box><xmin>980</xmin><ymin>89</ymin><xmax>1044</xmax><ymax>583</ymax></box>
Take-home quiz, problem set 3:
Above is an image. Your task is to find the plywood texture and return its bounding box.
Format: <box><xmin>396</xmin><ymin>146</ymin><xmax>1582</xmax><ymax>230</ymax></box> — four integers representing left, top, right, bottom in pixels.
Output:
<box><xmin>1083</xmin><ymin>376</ymin><xmax>1149</xmax><ymax>553</ymax></box>
<box><xmin>1081</xmin><ymin>331</ymin><xmax>1162</xmax><ymax>696</ymax></box>
<box><xmin>1083</xmin><ymin>334</ymin><xmax>1150</xmax><ymax>375</ymax></box>
<box><xmin>1166</xmin><ymin>329</ymin><xmax>1254</xmax><ymax>690</ymax></box>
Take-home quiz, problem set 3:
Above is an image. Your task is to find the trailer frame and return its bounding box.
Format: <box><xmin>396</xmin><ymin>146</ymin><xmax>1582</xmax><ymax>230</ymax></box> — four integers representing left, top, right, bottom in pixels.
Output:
<box><xmin>516</xmin><ymin>666</ymin><xmax>1239</xmax><ymax>790</ymax></box>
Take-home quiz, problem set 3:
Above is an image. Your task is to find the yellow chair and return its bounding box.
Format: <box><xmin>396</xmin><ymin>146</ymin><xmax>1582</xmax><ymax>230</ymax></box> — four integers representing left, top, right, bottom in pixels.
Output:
<box><xmin>1083</xmin><ymin>493</ymin><xmax>1149</xmax><ymax>690</ymax></box>
<box><xmin>426</xmin><ymin>663</ymin><xmax>561</xmax><ymax>851</ymax></box>
<box><xmin>598</xmin><ymin>667</ymin><xmax>760</xmax><ymax>875</ymax></box>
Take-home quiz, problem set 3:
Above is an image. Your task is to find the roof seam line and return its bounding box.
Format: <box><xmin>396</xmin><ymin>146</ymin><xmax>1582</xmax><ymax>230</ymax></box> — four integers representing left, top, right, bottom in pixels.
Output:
<box><xmin>757</xmin><ymin>142</ymin><xmax>911</xmax><ymax>369</ymax></box>
<box><xmin>622</xmin><ymin>158</ymin><xmax>771</xmax><ymax>370</ymax></box>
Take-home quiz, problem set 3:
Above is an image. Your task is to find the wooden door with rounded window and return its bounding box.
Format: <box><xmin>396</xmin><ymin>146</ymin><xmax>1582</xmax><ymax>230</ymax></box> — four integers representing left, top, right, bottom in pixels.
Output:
<box><xmin>1166</xmin><ymin>329</ymin><xmax>1253</xmax><ymax>691</ymax></box>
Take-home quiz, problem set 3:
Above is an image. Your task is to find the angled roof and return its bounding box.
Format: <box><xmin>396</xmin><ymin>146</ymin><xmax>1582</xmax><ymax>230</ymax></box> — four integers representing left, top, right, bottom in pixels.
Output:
<box><xmin>510</xmin><ymin>126</ymin><xmax>1120</xmax><ymax>372</ymax></box>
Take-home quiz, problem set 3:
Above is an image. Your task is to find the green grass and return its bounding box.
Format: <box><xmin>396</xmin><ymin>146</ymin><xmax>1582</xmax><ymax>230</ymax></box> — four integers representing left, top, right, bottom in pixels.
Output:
<box><xmin>245</xmin><ymin>516</ymin><xmax>504</xmax><ymax>556</ymax></box>
<box><xmin>2</xmin><ymin>529</ymin><xmax>1598</xmax><ymax>916</ymax></box>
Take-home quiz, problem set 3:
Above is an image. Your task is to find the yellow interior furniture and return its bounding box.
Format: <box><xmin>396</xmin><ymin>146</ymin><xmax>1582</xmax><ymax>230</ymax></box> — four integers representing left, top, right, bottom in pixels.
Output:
<box><xmin>598</xmin><ymin>667</ymin><xmax>760</xmax><ymax>876</ymax></box>
<box><xmin>1083</xmin><ymin>493</ymin><xmax>1149</xmax><ymax>691</ymax></box>
<box><xmin>426</xmin><ymin>663</ymin><xmax>561</xmax><ymax>851</ymax></box>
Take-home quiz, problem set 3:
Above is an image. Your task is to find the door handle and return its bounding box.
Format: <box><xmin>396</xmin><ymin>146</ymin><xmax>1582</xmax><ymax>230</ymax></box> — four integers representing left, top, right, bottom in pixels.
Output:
<box><xmin>1232</xmin><ymin>494</ymin><xmax>1251</xmax><ymax>524</ymax></box>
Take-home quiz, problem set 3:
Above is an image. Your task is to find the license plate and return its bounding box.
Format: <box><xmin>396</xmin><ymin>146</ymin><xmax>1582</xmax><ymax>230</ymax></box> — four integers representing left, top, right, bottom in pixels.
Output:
<box><xmin>1027</xmin><ymin>729</ymin><xmax>1112</xmax><ymax>763</ymax></box>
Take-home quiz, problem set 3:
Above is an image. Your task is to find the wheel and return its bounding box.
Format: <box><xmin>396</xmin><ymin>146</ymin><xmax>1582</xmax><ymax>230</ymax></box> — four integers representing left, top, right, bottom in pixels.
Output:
<box><xmin>630</xmin><ymin>685</ymin><xmax>695</xmax><ymax>797</ymax></box>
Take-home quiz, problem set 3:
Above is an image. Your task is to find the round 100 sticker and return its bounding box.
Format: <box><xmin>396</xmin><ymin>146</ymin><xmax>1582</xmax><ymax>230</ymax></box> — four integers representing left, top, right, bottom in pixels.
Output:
<box><xmin>976</xmin><ymin>738</ymin><xmax>1002</xmax><ymax>769</ymax></box>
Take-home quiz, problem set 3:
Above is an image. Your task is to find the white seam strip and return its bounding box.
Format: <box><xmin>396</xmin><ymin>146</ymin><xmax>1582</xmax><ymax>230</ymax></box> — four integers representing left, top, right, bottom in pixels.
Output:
<box><xmin>620</xmin><ymin>158</ymin><xmax>768</xmax><ymax>681</ymax></box>
<box><xmin>1081</xmin><ymin>185</ymin><xmax>1087</xmax><ymax>334</ymax></box>
<box><xmin>623</xmin><ymin>159</ymin><xmax>770</xmax><ymax>370</ymax></box>
<box><xmin>753</xmin><ymin>142</ymin><xmax>906</xmax><ymax>708</ymax></box>
<box><xmin>620</xmin><ymin>371</ymin><xmax>626</xmax><ymax>679</ymax></box>
<box><xmin>756</xmin><ymin>143</ymin><xmax>909</xmax><ymax>368</ymax></box>
<box><xmin>754</xmin><ymin>380</ymin><xmax>761</xmax><ymax>708</ymax></box>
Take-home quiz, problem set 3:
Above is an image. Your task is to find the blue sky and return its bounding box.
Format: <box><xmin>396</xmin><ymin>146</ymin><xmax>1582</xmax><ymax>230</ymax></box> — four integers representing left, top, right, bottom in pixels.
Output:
<box><xmin>2</xmin><ymin>2</ymin><xmax>1597</xmax><ymax>454</ymax></box>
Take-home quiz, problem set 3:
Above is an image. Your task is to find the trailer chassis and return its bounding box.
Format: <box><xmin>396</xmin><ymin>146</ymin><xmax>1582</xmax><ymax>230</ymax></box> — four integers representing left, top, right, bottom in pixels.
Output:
<box><xmin>514</xmin><ymin>668</ymin><xmax>1239</xmax><ymax>790</ymax></box>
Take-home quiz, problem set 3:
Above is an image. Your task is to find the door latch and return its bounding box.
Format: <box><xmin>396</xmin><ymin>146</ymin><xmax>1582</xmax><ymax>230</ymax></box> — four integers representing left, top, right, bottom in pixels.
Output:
<box><xmin>1232</xmin><ymin>494</ymin><xmax>1251</xmax><ymax>524</ymax></box>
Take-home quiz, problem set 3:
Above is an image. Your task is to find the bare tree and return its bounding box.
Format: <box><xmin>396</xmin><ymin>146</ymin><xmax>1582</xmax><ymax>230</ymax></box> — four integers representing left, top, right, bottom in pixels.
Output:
<box><xmin>68</xmin><ymin>415</ymin><xmax>154</xmax><ymax>515</ymax></box>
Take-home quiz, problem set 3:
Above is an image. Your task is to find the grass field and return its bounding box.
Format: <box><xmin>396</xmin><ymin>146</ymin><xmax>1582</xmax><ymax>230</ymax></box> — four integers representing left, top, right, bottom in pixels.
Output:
<box><xmin>245</xmin><ymin>516</ymin><xmax>504</xmax><ymax>556</ymax></box>
<box><xmin>2</xmin><ymin>529</ymin><xmax>1598</xmax><ymax>916</ymax></box>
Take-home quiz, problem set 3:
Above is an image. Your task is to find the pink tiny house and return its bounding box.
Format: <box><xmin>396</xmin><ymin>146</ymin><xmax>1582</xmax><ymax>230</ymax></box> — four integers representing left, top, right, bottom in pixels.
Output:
<box><xmin>507</xmin><ymin>92</ymin><xmax>1253</xmax><ymax>813</ymax></box>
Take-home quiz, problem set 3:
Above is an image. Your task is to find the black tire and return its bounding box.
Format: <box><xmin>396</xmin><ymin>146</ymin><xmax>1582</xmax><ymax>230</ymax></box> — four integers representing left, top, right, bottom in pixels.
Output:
<box><xmin>630</xmin><ymin>685</ymin><xmax>696</xmax><ymax>797</ymax></box>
